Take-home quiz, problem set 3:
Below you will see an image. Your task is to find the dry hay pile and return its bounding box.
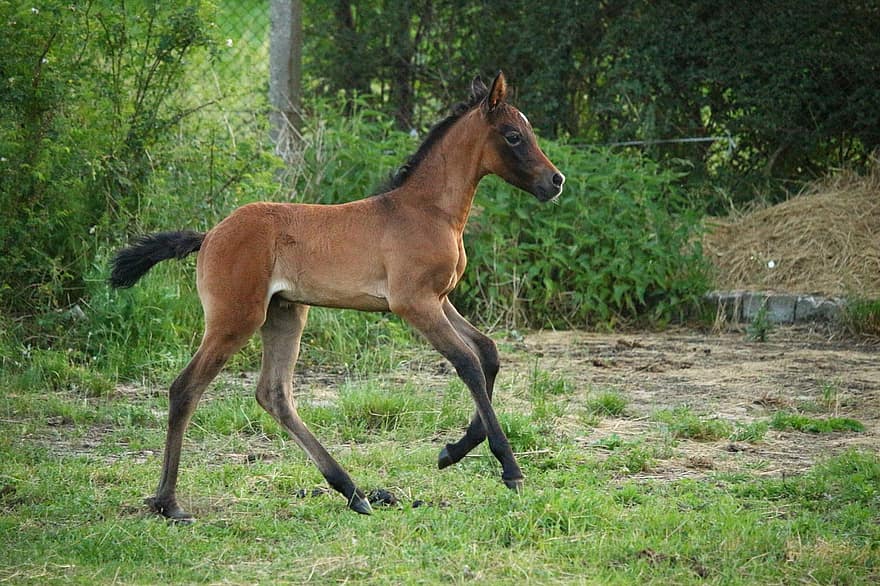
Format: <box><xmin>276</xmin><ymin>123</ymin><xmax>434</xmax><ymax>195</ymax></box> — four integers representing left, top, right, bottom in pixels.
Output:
<box><xmin>703</xmin><ymin>164</ymin><xmax>880</xmax><ymax>298</ymax></box>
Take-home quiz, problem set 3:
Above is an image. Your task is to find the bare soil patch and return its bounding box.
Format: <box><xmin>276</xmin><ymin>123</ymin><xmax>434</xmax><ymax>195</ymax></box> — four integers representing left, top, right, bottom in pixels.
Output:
<box><xmin>207</xmin><ymin>324</ymin><xmax>879</xmax><ymax>485</ymax></box>
<box><xmin>59</xmin><ymin>326</ymin><xmax>877</xmax><ymax>486</ymax></box>
<box><xmin>215</xmin><ymin>325</ymin><xmax>880</xmax><ymax>483</ymax></box>
<box><xmin>511</xmin><ymin>325</ymin><xmax>880</xmax><ymax>479</ymax></box>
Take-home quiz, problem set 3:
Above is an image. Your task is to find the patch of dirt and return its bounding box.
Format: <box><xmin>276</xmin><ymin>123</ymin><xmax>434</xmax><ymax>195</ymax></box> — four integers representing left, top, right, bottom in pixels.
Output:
<box><xmin>36</xmin><ymin>325</ymin><xmax>878</xmax><ymax>486</ymax></box>
<box><xmin>220</xmin><ymin>324</ymin><xmax>878</xmax><ymax>482</ymax></box>
<box><xmin>200</xmin><ymin>325</ymin><xmax>880</xmax><ymax>481</ymax></box>
<box><xmin>511</xmin><ymin>325</ymin><xmax>880</xmax><ymax>479</ymax></box>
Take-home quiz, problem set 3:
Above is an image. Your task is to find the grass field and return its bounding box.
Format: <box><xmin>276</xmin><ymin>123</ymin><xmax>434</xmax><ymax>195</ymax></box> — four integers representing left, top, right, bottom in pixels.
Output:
<box><xmin>2</xmin><ymin>328</ymin><xmax>878</xmax><ymax>584</ymax></box>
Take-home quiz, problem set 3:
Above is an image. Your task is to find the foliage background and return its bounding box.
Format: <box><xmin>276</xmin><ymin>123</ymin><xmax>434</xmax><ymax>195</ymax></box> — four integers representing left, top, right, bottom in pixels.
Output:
<box><xmin>1</xmin><ymin>0</ymin><xmax>875</xmax><ymax>383</ymax></box>
<box><xmin>306</xmin><ymin>0</ymin><xmax>880</xmax><ymax>207</ymax></box>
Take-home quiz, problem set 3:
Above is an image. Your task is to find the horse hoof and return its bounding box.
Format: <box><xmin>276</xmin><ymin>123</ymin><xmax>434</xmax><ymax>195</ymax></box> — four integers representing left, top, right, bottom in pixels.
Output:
<box><xmin>503</xmin><ymin>478</ymin><xmax>524</xmax><ymax>492</ymax></box>
<box><xmin>145</xmin><ymin>496</ymin><xmax>195</xmax><ymax>524</ymax></box>
<box><xmin>437</xmin><ymin>446</ymin><xmax>455</xmax><ymax>469</ymax></box>
<box><xmin>348</xmin><ymin>494</ymin><xmax>373</xmax><ymax>515</ymax></box>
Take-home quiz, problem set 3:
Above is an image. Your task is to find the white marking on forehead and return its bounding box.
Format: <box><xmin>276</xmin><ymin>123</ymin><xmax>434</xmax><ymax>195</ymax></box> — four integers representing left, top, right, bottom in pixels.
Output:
<box><xmin>518</xmin><ymin>111</ymin><xmax>530</xmax><ymax>126</ymax></box>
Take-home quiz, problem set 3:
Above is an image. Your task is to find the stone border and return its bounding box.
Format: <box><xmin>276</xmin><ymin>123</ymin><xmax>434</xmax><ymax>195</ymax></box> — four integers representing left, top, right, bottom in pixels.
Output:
<box><xmin>705</xmin><ymin>291</ymin><xmax>845</xmax><ymax>324</ymax></box>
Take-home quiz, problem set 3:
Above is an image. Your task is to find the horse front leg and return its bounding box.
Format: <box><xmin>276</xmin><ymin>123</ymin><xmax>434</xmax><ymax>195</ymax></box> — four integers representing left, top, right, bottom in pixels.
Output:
<box><xmin>394</xmin><ymin>298</ymin><xmax>523</xmax><ymax>490</ymax></box>
<box><xmin>437</xmin><ymin>298</ymin><xmax>500</xmax><ymax>469</ymax></box>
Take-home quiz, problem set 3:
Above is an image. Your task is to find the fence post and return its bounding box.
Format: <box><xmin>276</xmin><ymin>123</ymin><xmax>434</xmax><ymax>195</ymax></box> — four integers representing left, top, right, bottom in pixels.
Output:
<box><xmin>269</xmin><ymin>0</ymin><xmax>303</xmax><ymax>161</ymax></box>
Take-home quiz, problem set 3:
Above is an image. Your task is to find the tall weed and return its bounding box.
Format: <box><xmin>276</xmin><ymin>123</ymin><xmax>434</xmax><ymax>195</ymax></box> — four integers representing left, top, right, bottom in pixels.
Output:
<box><xmin>0</xmin><ymin>1</ymin><xmax>215</xmax><ymax>312</ymax></box>
<box><xmin>839</xmin><ymin>297</ymin><xmax>880</xmax><ymax>340</ymax></box>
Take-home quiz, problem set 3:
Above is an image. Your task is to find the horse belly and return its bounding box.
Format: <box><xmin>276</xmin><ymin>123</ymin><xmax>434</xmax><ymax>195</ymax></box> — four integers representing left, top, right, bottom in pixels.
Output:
<box><xmin>270</xmin><ymin>209</ymin><xmax>391</xmax><ymax>311</ymax></box>
<box><xmin>270</xmin><ymin>277</ymin><xmax>390</xmax><ymax>312</ymax></box>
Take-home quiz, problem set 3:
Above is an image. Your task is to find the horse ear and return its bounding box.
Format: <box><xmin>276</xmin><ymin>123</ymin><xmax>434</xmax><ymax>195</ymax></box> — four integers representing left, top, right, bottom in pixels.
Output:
<box><xmin>486</xmin><ymin>71</ymin><xmax>507</xmax><ymax>111</ymax></box>
<box><xmin>470</xmin><ymin>75</ymin><xmax>488</xmax><ymax>101</ymax></box>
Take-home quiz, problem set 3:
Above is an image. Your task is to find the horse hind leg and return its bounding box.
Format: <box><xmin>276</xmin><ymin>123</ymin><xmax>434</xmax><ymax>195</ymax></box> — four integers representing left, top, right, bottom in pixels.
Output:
<box><xmin>147</xmin><ymin>308</ymin><xmax>264</xmax><ymax>522</ymax></box>
<box><xmin>255</xmin><ymin>297</ymin><xmax>371</xmax><ymax>515</ymax></box>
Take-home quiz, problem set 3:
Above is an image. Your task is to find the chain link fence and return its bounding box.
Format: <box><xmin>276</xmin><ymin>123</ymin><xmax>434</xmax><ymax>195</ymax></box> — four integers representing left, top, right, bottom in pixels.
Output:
<box><xmin>184</xmin><ymin>1</ymin><xmax>272</xmax><ymax>146</ymax></box>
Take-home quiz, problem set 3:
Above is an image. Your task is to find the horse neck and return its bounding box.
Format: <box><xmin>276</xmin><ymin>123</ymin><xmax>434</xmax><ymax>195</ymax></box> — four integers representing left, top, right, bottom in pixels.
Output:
<box><xmin>395</xmin><ymin>110</ymin><xmax>487</xmax><ymax>233</ymax></box>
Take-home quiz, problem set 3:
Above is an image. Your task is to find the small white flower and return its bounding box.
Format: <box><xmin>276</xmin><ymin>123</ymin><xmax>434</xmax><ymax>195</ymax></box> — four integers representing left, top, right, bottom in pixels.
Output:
<box><xmin>767</xmin><ymin>260</ymin><xmax>776</xmax><ymax>269</ymax></box>
<box><xmin>226</xmin><ymin>38</ymin><xmax>233</xmax><ymax>48</ymax></box>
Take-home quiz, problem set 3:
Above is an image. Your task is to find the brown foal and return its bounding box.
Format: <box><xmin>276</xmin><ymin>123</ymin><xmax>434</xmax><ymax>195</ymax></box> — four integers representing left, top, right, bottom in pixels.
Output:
<box><xmin>110</xmin><ymin>72</ymin><xmax>564</xmax><ymax>521</ymax></box>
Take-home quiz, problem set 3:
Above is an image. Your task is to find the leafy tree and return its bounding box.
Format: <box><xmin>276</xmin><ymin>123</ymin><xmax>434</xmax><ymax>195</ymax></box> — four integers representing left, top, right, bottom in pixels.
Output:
<box><xmin>0</xmin><ymin>1</ymin><xmax>212</xmax><ymax>312</ymax></box>
<box><xmin>303</xmin><ymin>0</ymin><xmax>617</xmax><ymax>136</ymax></box>
<box><xmin>594</xmin><ymin>0</ymin><xmax>880</xmax><ymax>204</ymax></box>
<box><xmin>304</xmin><ymin>0</ymin><xmax>435</xmax><ymax>129</ymax></box>
<box><xmin>303</xmin><ymin>0</ymin><xmax>880</xmax><ymax>203</ymax></box>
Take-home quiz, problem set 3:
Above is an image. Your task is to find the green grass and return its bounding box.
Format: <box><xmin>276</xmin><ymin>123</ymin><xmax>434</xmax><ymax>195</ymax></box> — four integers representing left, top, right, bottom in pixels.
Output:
<box><xmin>653</xmin><ymin>406</ymin><xmax>734</xmax><ymax>441</ymax></box>
<box><xmin>839</xmin><ymin>297</ymin><xmax>880</xmax><ymax>339</ymax></box>
<box><xmin>603</xmin><ymin>442</ymin><xmax>657</xmax><ymax>474</ymax></box>
<box><xmin>585</xmin><ymin>388</ymin><xmax>629</xmax><ymax>417</ymax></box>
<box><xmin>2</xmin><ymin>369</ymin><xmax>878</xmax><ymax>584</ymax></box>
<box><xmin>523</xmin><ymin>365</ymin><xmax>572</xmax><ymax>430</ymax></box>
<box><xmin>771</xmin><ymin>411</ymin><xmax>865</xmax><ymax>434</ymax></box>
<box><xmin>729</xmin><ymin>420</ymin><xmax>770</xmax><ymax>442</ymax></box>
<box><xmin>526</xmin><ymin>363</ymin><xmax>574</xmax><ymax>397</ymax></box>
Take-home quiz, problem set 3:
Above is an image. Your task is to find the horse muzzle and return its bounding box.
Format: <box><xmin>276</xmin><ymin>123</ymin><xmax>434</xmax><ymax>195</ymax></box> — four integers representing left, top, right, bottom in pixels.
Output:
<box><xmin>533</xmin><ymin>170</ymin><xmax>565</xmax><ymax>202</ymax></box>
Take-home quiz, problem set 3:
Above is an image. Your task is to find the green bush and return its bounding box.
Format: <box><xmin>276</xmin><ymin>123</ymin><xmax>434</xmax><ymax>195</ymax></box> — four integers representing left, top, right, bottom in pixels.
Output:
<box><xmin>455</xmin><ymin>143</ymin><xmax>709</xmax><ymax>327</ymax></box>
<box><xmin>289</xmin><ymin>101</ymin><xmax>415</xmax><ymax>205</ymax></box>
<box><xmin>0</xmin><ymin>1</ymin><xmax>215</xmax><ymax>313</ymax></box>
<box><xmin>0</xmin><ymin>1</ymin><xmax>291</xmax><ymax>383</ymax></box>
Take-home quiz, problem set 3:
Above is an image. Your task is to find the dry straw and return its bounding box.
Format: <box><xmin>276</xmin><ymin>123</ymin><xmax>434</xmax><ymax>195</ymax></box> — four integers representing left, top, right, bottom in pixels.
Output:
<box><xmin>703</xmin><ymin>159</ymin><xmax>880</xmax><ymax>298</ymax></box>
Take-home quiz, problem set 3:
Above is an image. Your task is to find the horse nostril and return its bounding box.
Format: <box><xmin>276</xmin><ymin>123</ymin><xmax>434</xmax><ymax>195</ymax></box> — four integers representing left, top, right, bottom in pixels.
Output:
<box><xmin>551</xmin><ymin>173</ymin><xmax>565</xmax><ymax>188</ymax></box>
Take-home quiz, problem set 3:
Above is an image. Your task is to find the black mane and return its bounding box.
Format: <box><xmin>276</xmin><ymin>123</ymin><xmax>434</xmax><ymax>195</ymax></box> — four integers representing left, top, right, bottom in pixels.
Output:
<box><xmin>376</xmin><ymin>86</ymin><xmax>487</xmax><ymax>194</ymax></box>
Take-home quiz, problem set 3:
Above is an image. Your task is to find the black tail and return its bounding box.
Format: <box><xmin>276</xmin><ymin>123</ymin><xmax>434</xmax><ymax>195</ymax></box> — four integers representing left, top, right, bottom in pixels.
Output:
<box><xmin>109</xmin><ymin>230</ymin><xmax>206</xmax><ymax>288</ymax></box>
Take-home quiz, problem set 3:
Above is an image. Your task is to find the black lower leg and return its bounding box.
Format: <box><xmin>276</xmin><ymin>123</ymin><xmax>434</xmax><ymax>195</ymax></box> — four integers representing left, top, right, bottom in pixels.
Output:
<box><xmin>446</xmin><ymin>350</ymin><xmax>522</xmax><ymax>489</ymax></box>
<box><xmin>272</xmin><ymin>403</ymin><xmax>372</xmax><ymax>515</ymax></box>
<box><xmin>438</xmin><ymin>357</ymin><xmax>496</xmax><ymax>468</ymax></box>
<box><xmin>486</xmin><ymin>427</ymin><xmax>524</xmax><ymax>490</ymax></box>
<box><xmin>321</xmin><ymin>466</ymin><xmax>371</xmax><ymax>515</ymax></box>
<box><xmin>437</xmin><ymin>311</ymin><xmax>499</xmax><ymax>469</ymax></box>
<box><xmin>438</xmin><ymin>417</ymin><xmax>486</xmax><ymax>468</ymax></box>
<box><xmin>402</xmin><ymin>302</ymin><xmax>520</xmax><ymax>490</ymax></box>
<box><xmin>145</xmin><ymin>495</ymin><xmax>193</xmax><ymax>521</ymax></box>
<box><xmin>446</xmin><ymin>416</ymin><xmax>521</xmax><ymax>492</ymax></box>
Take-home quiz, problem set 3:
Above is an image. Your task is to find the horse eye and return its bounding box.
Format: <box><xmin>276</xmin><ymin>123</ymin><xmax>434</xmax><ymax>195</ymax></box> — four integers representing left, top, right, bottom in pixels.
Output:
<box><xmin>504</xmin><ymin>131</ymin><xmax>522</xmax><ymax>146</ymax></box>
